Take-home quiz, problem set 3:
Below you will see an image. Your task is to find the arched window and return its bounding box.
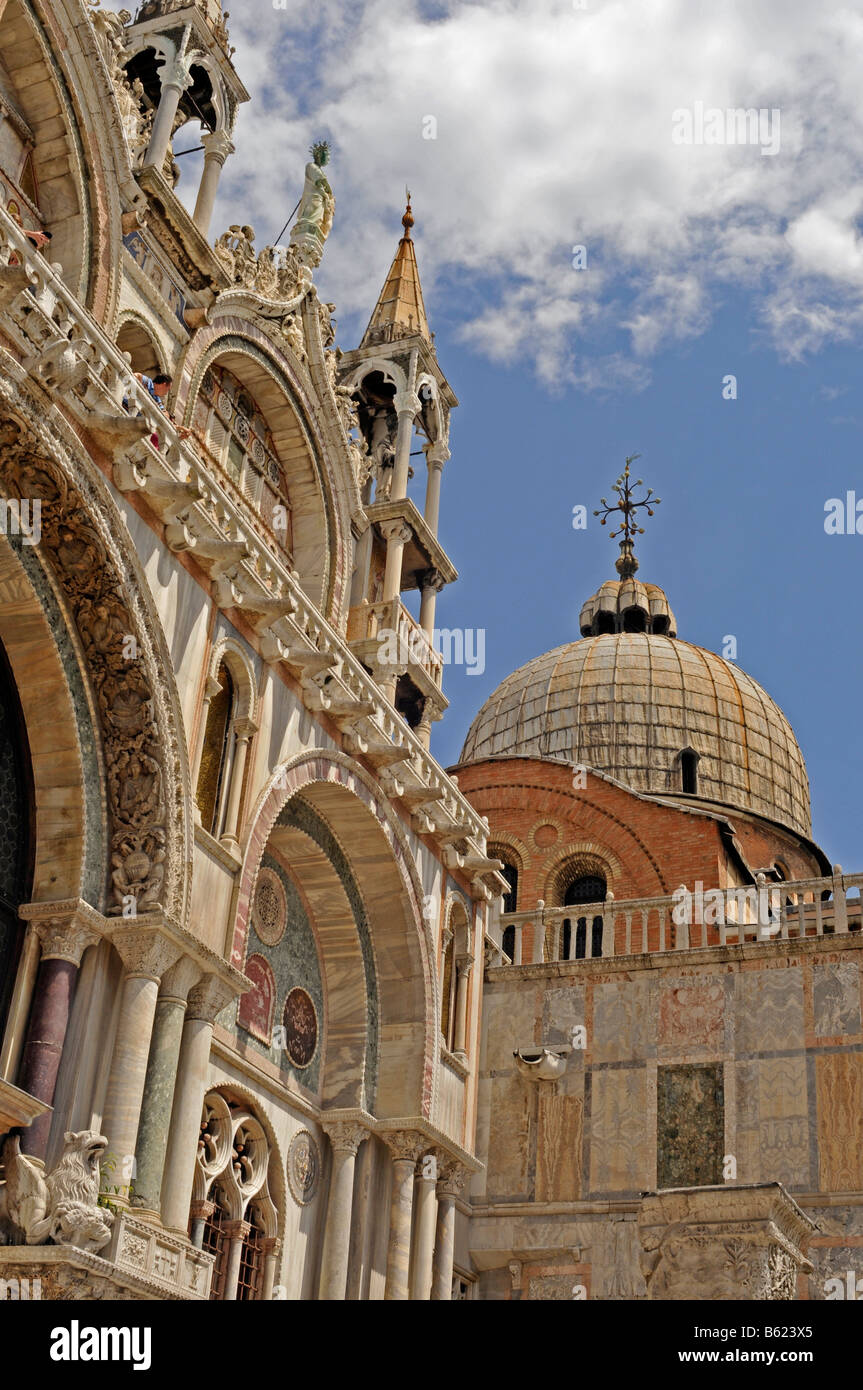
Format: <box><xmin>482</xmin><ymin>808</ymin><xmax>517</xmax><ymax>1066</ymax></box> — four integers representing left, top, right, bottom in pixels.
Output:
<box><xmin>202</xmin><ymin>1189</ymin><xmax>230</xmax><ymax>1302</ymax></box>
<box><xmin>440</xmin><ymin>932</ymin><xmax>456</xmax><ymax>1049</ymax></box>
<box><xmin>194</xmin><ymin>1092</ymin><xmax>279</xmax><ymax>1302</ymax></box>
<box><xmin>196</xmin><ymin>661</ymin><xmax>235</xmax><ymax>837</ymax></box>
<box><xmin>116</xmin><ymin>320</ymin><xmax>162</xmax><ymax>378</ymax></box>
<box><xmin>489</xmin><ymin>845</ymin><xmax>519</xmax><ymax>961</ymax></box>
<box><xmin>562</xmin><ymin>873</ymin><xmax>606</xmax><ymax>961</ymax></box>
<box><xmin>0</xmin><ymin>638</ymin><xmax>32</xmax><ymax>1034</ymax></box>
<box><xmin>194</xmin><ymin>364</ymin><xmax>293</xmax><ymax>556</ymax></box>
<box><xmin>237</xmin><ymin>1205</ymin><xmax>265</xmax><ymax>1302</ymax></box>
<box><xmin>680</xmin><ymin>749</ymin><xmax>699</xmax><ymax>795</ymax></box>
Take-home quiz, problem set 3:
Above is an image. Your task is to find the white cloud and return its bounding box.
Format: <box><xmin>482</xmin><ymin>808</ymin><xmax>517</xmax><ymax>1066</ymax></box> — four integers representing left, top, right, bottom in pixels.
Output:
<box><xmin>107</xmin><ymin>0</ymin><xmax>863</xmax><ymax>386</ymax></box>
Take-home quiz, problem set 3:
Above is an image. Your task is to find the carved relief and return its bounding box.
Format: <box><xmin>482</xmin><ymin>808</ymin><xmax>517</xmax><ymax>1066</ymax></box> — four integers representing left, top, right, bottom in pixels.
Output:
<box><xmin>0</xmin><ymin>1131</ymin><xmax>114</xmax><ymax>1254</ymax></box>
<box><xmin>0</xmin><ymin>416</ymin><xmax>183</xmax><ymax>915</ymax></box>
<box><xmin>286</xmin><ymin>1130</ymin><xmax>321</xmax><ymax>1207</ymax></box>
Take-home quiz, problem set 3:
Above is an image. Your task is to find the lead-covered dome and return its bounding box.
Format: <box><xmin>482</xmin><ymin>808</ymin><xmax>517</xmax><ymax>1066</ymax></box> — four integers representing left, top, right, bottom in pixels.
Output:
<box><xmin>459</xmin><ymin>621</ymin><xmax>812</xmax><ymax>840</ymax></box>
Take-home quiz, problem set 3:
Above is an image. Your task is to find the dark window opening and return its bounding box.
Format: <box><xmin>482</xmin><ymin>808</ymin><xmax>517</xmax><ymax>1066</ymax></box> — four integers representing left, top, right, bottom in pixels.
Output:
<box><xmin>651</xmin><ymin>614</ymin><xmax>670</xmax><ymax>635</ymax></box>
<box><xmin>0</xmin><ymin>638</ymin><xmax>33</xmax><ymax>1035</ymax></box>
<box><xmin>564</xmin><ymin>874</ymin><xmax>607</xmax><ymax>907</ymax></box>
<box><xmin>622</xmin><ymin>607</ymin><xmax>647</xmax><ymax>633</ymax></box>
<box><xmin>562</xmin><ymin>915</ymin><xmax>604</xmax><ymax>960</ymax></box>
<box><xmin>501</xmin><ymin>925</ymin><xmax>516</xmax><ymax>962</ymax></box>
<box><xmin>680</xmin><ymin>749</ymin><xmax>699</xmax><ymax>795</ymax></box>
<box><xmin>237</xmin><ymin>1209</ymin><xmax>264</xmax><ymax>1302</ymax></box>
<box><xmin>394</xmin><ymin>675</ymin><xmax>425</xmax><ymax>729</ymax></box>
<box><xmin>595</xmin><ymin>611</ymin><xmax>615</xmax><ymax>635</ymax></box>
<box><xmin>203</xmin><ymin>1195</ymin><xmax>229</xmax><ymax>1301</ymax></box>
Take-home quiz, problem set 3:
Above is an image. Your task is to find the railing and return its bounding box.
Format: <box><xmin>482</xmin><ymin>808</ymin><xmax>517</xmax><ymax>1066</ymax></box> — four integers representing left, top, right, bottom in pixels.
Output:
<box><xmin>492</xmin><ymin>870</ymin><xmax>863</xmax><ymax>965</ymax></box>
<box><xmin>355</xmin><ymin>597</ymin><xmax>444</xmax><ymax>687</ymax></box>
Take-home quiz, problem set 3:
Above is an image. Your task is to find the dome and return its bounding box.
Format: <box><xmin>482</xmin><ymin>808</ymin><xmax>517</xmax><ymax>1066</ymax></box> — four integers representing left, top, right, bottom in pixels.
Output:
<box><xmin>459</xmin><ymin>631</ymin><xmax>812</xmax><ymax>839</ymax></box>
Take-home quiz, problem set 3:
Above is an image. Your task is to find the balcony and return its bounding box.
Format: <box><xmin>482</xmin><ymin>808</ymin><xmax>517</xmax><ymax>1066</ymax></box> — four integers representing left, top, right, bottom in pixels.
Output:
<box><xmin>491</xmin><ymin>869</ymin><xmax>863</xmax><ymax>966</ymax></box>
<box><xmin>349</xmin><ymin>597</ymin><xmax>445</xmax><ymax>703</ymax></box>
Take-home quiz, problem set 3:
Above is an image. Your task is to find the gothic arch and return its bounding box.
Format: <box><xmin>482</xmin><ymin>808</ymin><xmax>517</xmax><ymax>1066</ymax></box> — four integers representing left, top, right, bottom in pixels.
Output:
<box><xmin>203</xmin><ymin>635</ymin><xmax>257</xmax><ymax>723</ymax></box>
<box><xmin>0</xmin><ymin>383</ymin><xmax>194</xmax><ymax>923</ymax></box>
<box><xmin>234</xmin><ymin>751</ymin><xmax>437</xmax><ymax>1121</ymax></box>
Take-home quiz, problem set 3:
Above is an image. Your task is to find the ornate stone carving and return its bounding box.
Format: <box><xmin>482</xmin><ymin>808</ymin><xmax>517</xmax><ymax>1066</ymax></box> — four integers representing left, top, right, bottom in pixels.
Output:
<box><xmin>251</xmin><ymin>866</ymin><xmax>287</xmax><ymax>946</ymax></box>
<box><xmin>0</xmin><ymin>1131</ymin><xmax>114</xmax><ymax>1254</ymax></box>
<box><xmin>0</xmin><ymin>417</ymin><xmax>180</xmax><ymax>916</ymax></box>
<box><xmin>213</xmin><ymin>226</ymin><xmax>312</xmax><ymax>308</ymax></box>
<box><xmin>382</xmin><ymin>1129</ymin><xmax>424</xmax><ymax>1164</ymax></box>
<box><xmin>638</xmin><ymin>1184</ymin><xmax>816</xmax><ymax>1301</ymax></box>
<box><xmin>322</xmin><ymin>1122</ymin><xmax>367</xmax><ymax>1156</ymax></box>
<box><xmin>436</xmin><ymin>1157</ymin><xmax>469</xmax><ymax>1199</ymax></box>
<box><xmin>286</xmin><ymin>1130</ymin><xmax>321</xmax><ymax>1206</ymax></box>
<box><xmin>108</xmin><ymin>925</ymin><xmax>180</xmax><ymax>982</ymax></box>
<box><xmin>186</xmin><ymin>973</ymin><xmax>237</xmax><ymax>1024</ymax></box>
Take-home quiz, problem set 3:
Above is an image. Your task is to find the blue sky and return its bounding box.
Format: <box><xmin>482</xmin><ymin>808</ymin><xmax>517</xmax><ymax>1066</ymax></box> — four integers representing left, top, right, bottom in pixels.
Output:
<box><xmin>132</xmin><ymin>0</ymin><xmax>863</xmax><ymax>867</ymax></box>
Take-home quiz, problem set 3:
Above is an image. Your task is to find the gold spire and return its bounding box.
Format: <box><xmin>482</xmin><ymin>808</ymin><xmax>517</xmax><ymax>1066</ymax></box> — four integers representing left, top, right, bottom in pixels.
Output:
<box><xmin>360</xmin><ymin>196</ymin><xmax>431</xmax><ymax>347</ymax></box>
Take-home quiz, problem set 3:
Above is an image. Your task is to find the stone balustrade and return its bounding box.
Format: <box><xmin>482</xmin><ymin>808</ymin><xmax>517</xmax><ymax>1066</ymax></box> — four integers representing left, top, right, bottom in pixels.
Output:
<box><xmin>494</xmin><ymin>867</ymin><xmax>863</xmax><ymax>965</ymax></box>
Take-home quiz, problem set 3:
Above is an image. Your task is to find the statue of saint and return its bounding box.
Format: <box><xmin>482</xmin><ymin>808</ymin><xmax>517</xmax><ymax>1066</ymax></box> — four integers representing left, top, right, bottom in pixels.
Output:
<box><xmin>290</xmin><ymin>142</ymin><xmax>334</xmax><ymax>266</ymax></box>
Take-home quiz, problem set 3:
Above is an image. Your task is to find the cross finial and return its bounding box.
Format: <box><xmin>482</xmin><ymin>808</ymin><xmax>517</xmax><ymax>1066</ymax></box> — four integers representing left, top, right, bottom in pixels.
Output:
<box><xmin>594</xmin><ymin>454</ymin><xmax>661</xmax><ymax>580</ymax></box>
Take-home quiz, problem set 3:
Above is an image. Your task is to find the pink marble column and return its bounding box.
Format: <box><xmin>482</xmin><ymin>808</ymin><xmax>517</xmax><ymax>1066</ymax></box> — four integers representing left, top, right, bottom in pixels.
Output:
<box><xmin>17</xmin><ymin>904</ymin><xmax>101</xmax><ymax>1158</ymax></box>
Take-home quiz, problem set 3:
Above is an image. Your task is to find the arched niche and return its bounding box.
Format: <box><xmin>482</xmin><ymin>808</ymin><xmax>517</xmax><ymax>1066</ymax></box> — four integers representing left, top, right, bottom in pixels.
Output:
<box><xmin>234</xmin><ymin>753</ymin><xmax>435</xmax><ymax>1121</ymax></box>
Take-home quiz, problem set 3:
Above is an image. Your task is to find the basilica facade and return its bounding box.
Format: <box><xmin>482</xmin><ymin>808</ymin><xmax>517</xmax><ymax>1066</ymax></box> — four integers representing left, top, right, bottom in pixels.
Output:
<box><xmin>0</xmin><ymin>0</ymin><xmax>859</xmax><ymax>1305</ymax></box>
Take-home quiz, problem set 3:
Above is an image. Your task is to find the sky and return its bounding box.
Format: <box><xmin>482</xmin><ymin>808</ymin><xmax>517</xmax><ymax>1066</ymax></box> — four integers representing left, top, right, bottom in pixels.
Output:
<box><xmin>122</xmin><ymin>0</ymin><xmax>863</xmax><ymax>868</ymax></box>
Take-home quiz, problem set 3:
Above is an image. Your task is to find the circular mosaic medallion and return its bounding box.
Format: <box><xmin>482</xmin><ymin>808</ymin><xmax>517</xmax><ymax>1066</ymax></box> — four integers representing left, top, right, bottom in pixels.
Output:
<box><xmin>216</xmin><ymin>390</ymin><xmax>233</xmax><ymax>423</ymax></box>
<box><xmin>252</xmin><ymin>867</ymin><xmax>287</xmax><ymax>946</ymax></box>
<box><xmin>283</xmin><ymin>987</ymin><xmax>318</xmax><ymax>1069</ymax></box>
<box><xmin>287</xmin><ymin>1130</ymin><xmax>320</xmax><ymax>1206</ymax></box>
<box><xmin>234</xmin><ymin>413</ymin><xmax>251</xmax><ymax>443</ymax></box>
<box><xmin>251</xmin><ymin>438</ymin><xmax>267</xmax><ymax>467</ymax></box>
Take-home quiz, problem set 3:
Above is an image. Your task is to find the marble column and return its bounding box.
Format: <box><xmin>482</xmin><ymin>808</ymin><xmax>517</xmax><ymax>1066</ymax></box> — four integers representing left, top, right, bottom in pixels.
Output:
<box><xmin>160</xmin><ymin>974</ymin><xmax>236</xmax><ymax>1233</ymax></box>
<box><xmin>418</xmin><ymin>567</ymin><xmax>445</xmax><ymax>640</ymax></box>
<box><xmin>131</xmin><ymin>956</ymin><xmax>201</xmax><ymax>1213</ymax></box>
<box><xmin>193</xmin><ymin>129</ymin><xmax>235</xmax><ymax>236</ymax></box>
<box><xmin>383</xmin><ymin>1131</ymin><xmax>423</xmax><ymax>1301</ymax></box>
<box><xmin>319</xmin><ymin>1122</ymin><xmax>367</xmax><ymax>1300</ymax></box>
<box><xmin>349</xmin><ymin>516</ymin><xmax>374</xmax><ymax>608</ymax></box>
<box><xmin>432</xmin><ymin>1160</ymin><xmax>467</xmax><ymax>1300</ymax></box>
<box><xmin>390</xmin><ymin>391</ymin><xmax>421</xmax><ymax>501</ymax></box>
<box><xmin>423</xmin><ymin>444</ymin><xmax>449</xmax><ymax>537</ymax></box>
<box><xmin>452</xmin><ymin>955</ymin><xmax>474</xmax><ymax>1062</ymax></box>
<box><xmin>17</xmin><ymin>905</ymin><xmax>101</xmax><ymax>1158</ymax></box>
<box><xmin>0</xmin><ymin>922</ymin><xmax>40</xmax><ymax>1084</ymax></box>
<box><xmin>220</xmin><ymin>717</ymin><xmax>256</xmax><ymax>855</ymax></box>
<box><xmin>222</xmin><ymin>1218</ymin><xmax>250</xmax><ymax>1301</ymax></box>
<box><xmin>409</xmin><ymin>1153</ymin><xmax>438</xmax><ymax>1300</ymax></box>
<box><xmin>100</xmin><ymin>926</ymin><xmax>181</xmax><ymax>1198</ymax></box>
<box><xmin>261</xmin><ymin>1236</ymin><xmax>282</xmax><ymax>1302</ymax></box>
<box><xmin>381</xmin><ymin>518</ymin><xmax>413</xmax><ymax>604</ymax></box>
<box><xmin>189</xmin><ymin>1198</ymin><xmax>214</xmax><ymax>1250</ymax></box>
<box><xmin>145</xmin><ymin>50</ymin><xmax>193</xmax><ymax>172</ymax></box>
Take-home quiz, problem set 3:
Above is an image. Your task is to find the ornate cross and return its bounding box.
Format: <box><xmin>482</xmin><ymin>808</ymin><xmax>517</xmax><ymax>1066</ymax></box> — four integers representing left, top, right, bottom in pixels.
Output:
<box><xmin>594</xmin><ymin>455</ymin><xmax>661</xmax><ymax>579</ymax></box>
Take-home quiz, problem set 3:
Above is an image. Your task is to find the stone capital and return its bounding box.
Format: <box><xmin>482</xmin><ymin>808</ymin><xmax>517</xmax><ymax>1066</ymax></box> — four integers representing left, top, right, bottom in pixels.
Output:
<box><xmin>455</xmin><ymin>954</ymin><xmax>474</xmax><ymax>979</ymax></box>
<box><xmin>109</xmin><ymin>925</ymin><xmax>182</xmax><ymax>982</ymax></box>
<box><xmin>419</xmin><ymin>567</ymin><xmax>446</xmax><ymax>596</ymax></box>
<box><xmin>20</xmin><ymin>899</ymin><xmax>105</xmax><ymax>966</ymax></box>
<box><xmin>427</xmin><ymin>443</ymin><xmax>450</xmax><ymax>468</ymax></box>
<box><xmin>379</xmin><ymin>518</ymin><xmax>413</xmax><ymax>546</ymax></box>
<box><xmin>322</xmin><ymin>1121</ymin><xmax>368</xmax><ymax>1156</ymax></box>
<box><xmin>261</xmin><ymin>1236</ymin><xmax>282</xmax><ymax>1258</ymax></box>
<box><xmin>186</xmin><ymin>972</ymin><xmax>237</xmax><ymax>1024</ymax></box>
<box><xmin>201</xmin><ymin>129</ymin><xmax>235</xmax><ymax>165</ymax></box>
<box><xmin>436</xmin><ymin>1158</ymin><xmax>468</xmax><ymax>1199</ymax></box>
<box><xmin>223</xmin><ymin>1219</ymin><xmax>252</xmax><ymax>1241</ymax></box>
<box><xmin>381</xmin><ymin>1129</ymin><xmax>425</xmax><ymax>1164</ymax></box>
<box><xmin>393</xmin><ymin>391</ymin><xmax>421</xmax><ymax>418</ymax></box>
<box><xmin>190</xmin><ymin>1199</ymin><xmax>215</xmax><ymax>1223</ymax></box>
<box><xmin>232</xmin><ymin>715</ymin><xmax>258</xmax><ymax>741</ymax></box>
<box><xmin>158</xmin><ymin>955</ymin><xmax>202</xmax><ymax>1005</ymax></box>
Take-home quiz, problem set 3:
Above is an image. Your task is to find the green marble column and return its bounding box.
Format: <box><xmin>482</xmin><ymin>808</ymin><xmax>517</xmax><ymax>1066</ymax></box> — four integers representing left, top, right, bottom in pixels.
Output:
<box><xmin>132</xmin><ymin>957</ymin><xmax>200</xmax><ymax>1213</ymax></box>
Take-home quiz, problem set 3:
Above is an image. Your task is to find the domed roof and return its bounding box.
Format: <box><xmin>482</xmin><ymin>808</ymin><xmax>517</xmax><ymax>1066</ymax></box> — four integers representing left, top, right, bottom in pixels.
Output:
<box><xmin>459</xmin><ymin>628</ymin><xmax>812</xmax><ymax>840</ymax></box>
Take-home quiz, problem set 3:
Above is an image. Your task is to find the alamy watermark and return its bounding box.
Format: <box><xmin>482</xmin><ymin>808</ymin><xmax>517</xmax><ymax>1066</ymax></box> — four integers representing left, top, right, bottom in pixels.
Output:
<box><xmin>672</xmin><ymin>102</ymin><xmax>780</xmax><ymax>157</ymax></box>
<box><xmin>0</xmin><ymin>497</ymin><xmax>41</xmax><ymax>546</ymax></box>
<box><xmin>672</xmin><ymin>880</ymin><xmax>781</xmax><ymax>935</ymax></box>
<box><xmin>376</xmin><ymin>626</ymin><xmax>486</xmax><ymax>677</ymax></box>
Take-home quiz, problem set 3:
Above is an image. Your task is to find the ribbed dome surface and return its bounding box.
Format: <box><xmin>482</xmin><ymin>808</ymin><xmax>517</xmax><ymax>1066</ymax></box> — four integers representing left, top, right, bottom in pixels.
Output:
<box><xmin>459</xmin><ymin>634</ymin><xmax>812</xmax><ymax>838</ymax></box>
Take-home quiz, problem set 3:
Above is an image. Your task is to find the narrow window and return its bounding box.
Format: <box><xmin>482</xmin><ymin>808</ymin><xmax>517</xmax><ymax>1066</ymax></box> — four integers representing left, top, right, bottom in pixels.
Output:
<box><xmin>196</xmin><ymin>662</ymin><xmax>235</xmax><ymax>836</ymax></box>
<box><xmin>681</xmin><ymin>749</ymin><xmax>699</xmax><ymax>795</ymax></box>
<box><xmin>203</xmin><ymin>1193</ymin><xmax>229</xmax><ymax>1301</ymax></box>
